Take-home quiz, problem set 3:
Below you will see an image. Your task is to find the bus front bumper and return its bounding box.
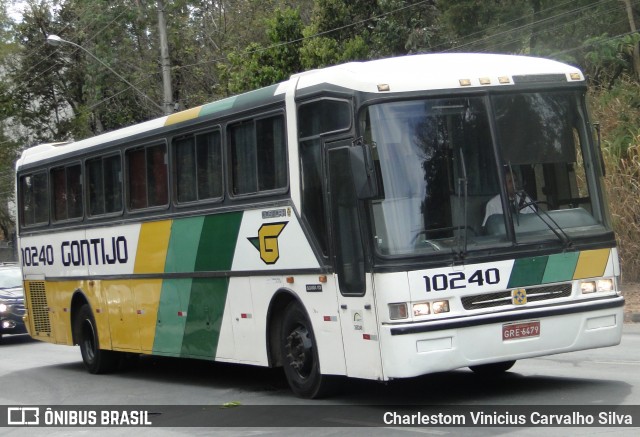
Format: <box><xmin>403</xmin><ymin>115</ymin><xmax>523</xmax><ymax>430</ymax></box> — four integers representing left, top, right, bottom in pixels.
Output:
<box><xmin>379</xmin><ymin>296</ymin><xmax>624</xmax><ymax>379</ymax></box>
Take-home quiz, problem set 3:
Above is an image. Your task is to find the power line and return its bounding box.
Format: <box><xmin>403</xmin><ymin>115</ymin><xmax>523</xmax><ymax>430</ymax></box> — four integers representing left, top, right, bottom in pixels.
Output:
<box><xmin>443</xmin><ymin>0</ymin><xmax>620</xmax><ymax>53</ymax></box>
<box><xmin>4</xmin><ymin>0</ymin><xmax>635</xmax><ymax>122</ymax></box>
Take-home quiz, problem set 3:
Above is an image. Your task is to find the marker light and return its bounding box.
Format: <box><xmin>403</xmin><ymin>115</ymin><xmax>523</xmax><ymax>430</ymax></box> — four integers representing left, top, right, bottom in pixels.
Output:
<box><xmin>389</xmin><ymin>303</ymin><xmax>408</xmax><ymax>320</ymax></box>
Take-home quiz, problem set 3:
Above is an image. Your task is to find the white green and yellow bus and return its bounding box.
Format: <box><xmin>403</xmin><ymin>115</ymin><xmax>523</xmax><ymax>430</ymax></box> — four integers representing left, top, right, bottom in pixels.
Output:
<box><xmin>16</xmin><ymin>53</ymin><xmax>624</xmax><ymax>398</ymax></box>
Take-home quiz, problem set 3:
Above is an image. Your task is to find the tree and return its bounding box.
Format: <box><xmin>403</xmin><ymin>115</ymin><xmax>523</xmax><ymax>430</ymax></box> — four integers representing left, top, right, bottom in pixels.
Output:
<box><xmin>222</xmin><ymin>7</ymin><xmax>305</xmax><ymax>95</ymax></box>
<box><xmin>0</xmin><ymin>0</ymin><xmax>20</xmax><ymax>243</ymax></box>
<box><xmin>299</xmin><ymin>0</ymin><xmax>377</xmax><ymax>68</ymax></box>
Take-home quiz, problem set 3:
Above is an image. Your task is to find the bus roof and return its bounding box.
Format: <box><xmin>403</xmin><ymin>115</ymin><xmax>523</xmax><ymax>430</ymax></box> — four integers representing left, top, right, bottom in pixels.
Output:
<box><xmin>17</xmin><ymin>53</ymin><xmax>584</xmax><ymax>169</ymax></box>
<box><xmin>293</xmin><ymin>53</ymin><xmax>584</xmax><ymax>93</ymax></box>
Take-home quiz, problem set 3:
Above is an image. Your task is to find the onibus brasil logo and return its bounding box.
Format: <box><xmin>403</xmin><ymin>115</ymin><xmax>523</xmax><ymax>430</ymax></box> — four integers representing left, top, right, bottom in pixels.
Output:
<box><xmin>248</xmin><ymin>222</ymin><xmax>288</xmax><ymax>264</ymax></box>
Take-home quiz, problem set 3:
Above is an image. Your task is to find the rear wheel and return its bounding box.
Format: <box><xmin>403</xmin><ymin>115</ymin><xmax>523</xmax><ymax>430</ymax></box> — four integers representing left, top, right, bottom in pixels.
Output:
<box><xmin>74</xmin><ymin>304</ymin><xmax>118</xmax><ymax>374</ymax></box>
<box><xmin>280</xmin><ymin>302</ymin><xmax>334</xmax><ymax>398</ymax></box>
<box><xmin>469</xmin><ymin>360</ymin><xmax>516</xmax><ymax>375</ymax></box>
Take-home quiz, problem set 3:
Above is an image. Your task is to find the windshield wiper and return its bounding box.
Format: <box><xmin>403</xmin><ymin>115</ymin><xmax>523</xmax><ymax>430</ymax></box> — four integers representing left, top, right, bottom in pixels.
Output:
<box><xmin>516</xmin><ymin>189</ymin><xmax>573</xmax><ymax>249</ymax></box>
<box><xmin>456</xmin><ymin>148</ymin><xmax>469</xmax><ymax>260</ymax></box>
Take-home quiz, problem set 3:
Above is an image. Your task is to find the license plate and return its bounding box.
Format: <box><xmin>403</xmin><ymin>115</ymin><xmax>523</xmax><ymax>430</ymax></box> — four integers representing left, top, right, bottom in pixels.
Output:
<box><xmin>502</xmin><ymin>320</ymin><xmax>540</xmax><ymax>341</ymax></box>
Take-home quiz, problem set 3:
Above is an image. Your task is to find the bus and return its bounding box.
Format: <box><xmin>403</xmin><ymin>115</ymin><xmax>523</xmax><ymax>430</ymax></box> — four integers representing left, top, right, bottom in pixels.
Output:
<box><xmin>16</xmin><ymin>53</ymin><xmax>624</xmax><ymax>398</ymax></box>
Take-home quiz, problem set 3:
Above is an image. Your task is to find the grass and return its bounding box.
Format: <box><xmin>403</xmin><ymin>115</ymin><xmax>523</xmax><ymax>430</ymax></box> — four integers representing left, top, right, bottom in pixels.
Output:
<box><xmin>603</xmin><ymin>143</ymin><xmax>640</xmax><ymax>281</ymax></box>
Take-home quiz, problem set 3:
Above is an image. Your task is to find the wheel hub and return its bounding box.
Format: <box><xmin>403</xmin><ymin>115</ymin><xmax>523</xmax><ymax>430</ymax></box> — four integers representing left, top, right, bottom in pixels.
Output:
<box><xmin>285</xmin><ymin>325</ymin><xmax>313</xmax><ymax>377</ymax></box>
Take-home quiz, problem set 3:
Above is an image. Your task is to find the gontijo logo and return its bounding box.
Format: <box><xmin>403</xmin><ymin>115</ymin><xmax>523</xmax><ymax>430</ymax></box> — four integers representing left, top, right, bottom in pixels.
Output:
<box><xmin>248</xmin><ymin>222</ymin><xmax>288</xmax><ymax>264</ymax></box>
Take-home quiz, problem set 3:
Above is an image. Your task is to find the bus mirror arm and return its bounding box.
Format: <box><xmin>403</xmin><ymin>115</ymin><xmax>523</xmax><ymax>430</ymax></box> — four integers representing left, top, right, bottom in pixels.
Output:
<box><xmin>593</xmin><ymin>122</ymin><xmax>605</xmax><ymax>177</ymax></box>
<box><xmin>350</xmin><ymin>138</ymin><xmax>380</xmax><ymax>200</ymax></box>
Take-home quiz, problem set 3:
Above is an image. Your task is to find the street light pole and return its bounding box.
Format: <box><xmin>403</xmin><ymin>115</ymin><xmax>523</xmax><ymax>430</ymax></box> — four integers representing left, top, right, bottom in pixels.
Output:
<box><xmin>46</xmin><ymin>34</ymin><xmax>164</xmax><ymax>113</ymax></box>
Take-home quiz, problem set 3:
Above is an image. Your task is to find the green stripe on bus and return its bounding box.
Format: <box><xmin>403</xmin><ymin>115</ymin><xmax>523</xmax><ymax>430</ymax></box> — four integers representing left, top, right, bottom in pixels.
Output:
<box><xmin>194</xmin><ymin>212</ymin><xmax>243</xmax><ymax>271</ymax></box>
<box><xmin>542</xmin><ymin>252</ymin><xmax>580</xmax><ymax>283</ymax></box>
<box><xmin>199</xmin><ymin>97</ymin><xmax>237</xmax><ymax>117</ymax></box>
<box><xmin>181</xmin><ymin>277</ymin><xmax>229</xmax><ymax>358</ymax></box>
<box><xmin>153</xmin><ymin>278</ymin><xmax>192</xmax><ymax>355</ymax></box>
<box><xmin>164</xmin><ymin>216</ymin><xmax>205</xmax><ymax>273</ymax></box>
<box><xmin>508</xmin><ymin>256</ymin><xmax>549</xmax><ymax>288</ymax></box>
<box><xmin>234</xmin><ymin>84</ymin><xmax>279</xmax><ymax>107</ymax></box>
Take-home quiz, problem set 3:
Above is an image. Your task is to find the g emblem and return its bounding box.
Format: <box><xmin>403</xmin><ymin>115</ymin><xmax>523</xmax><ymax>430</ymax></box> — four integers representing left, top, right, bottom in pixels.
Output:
<box><xmin>249</xmin><ymin>222</ymin><xmax>288</xmax><ymax>264</ymax></box>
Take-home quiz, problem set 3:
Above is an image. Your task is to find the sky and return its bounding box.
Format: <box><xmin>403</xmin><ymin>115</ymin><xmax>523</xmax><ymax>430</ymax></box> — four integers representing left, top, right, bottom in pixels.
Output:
<box><xmin>7</xmin><ymin>1</ymin><xmax>26</xmax><ymax>22</ymax></box>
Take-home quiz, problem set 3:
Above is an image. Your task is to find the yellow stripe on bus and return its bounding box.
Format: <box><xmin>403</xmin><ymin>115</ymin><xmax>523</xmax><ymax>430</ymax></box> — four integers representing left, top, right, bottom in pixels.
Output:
<box><xmin>134</xmin><ymin>220</ymin><xmax>172</xmax><ymax>274</ymax></box>
<box><xmin>164</xmin><ymin>106</ymin><xmax>202</xmax><ymax>126</ymax></box>
<box><xmin>573</xmin><ymin>248</ymin><xmax>610</xmax><ymax>279</ymax></box>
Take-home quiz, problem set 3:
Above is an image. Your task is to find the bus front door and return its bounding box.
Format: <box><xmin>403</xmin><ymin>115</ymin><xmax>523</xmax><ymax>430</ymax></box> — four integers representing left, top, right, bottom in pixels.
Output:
<box><xmin>327</xmin><ymin>143</ymin><xmax>383</xmax><ymax>380</ymax></box>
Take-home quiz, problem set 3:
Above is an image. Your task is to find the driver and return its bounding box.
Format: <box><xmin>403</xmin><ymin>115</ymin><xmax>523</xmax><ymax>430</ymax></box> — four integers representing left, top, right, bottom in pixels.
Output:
<box><xmin>482</xmin><ymin>170</ymin><xmax>536</xmax><ymax>226</ymax></box>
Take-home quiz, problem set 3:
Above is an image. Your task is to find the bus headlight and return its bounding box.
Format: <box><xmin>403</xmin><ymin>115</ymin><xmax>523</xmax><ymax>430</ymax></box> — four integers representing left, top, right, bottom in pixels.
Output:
<box><xmin>389</xmin><ymin>303</ymin><xmax>408</xmax><ymax>320</ymax></box>
<box><xmin>596</xmin><ymin>278</ymin><xmax>614</xmax><ymax>292</ymax></box>
<box><xmin>580</xmin><ymin>278</ymin><xmax>615</xmax><ymax>294</ymax></box>
<box><xmin>580</xmin><ymin>281</ymin><xmax>596</xmax><ymax>294</ymax></box>
<box><xmin>0</xmin><ymin>303</ymin><xmax>8</xmax><ymax>313</ymax></box>
<box><xmin>391</xmin><ymin>299</ymin><xmax>451</xmax><ymax>320</ymax></box>
<box><xmin>431</xmin><ymin>300</ymin><xmax>450</xmax><ymax>314</ymax></box>
<box><xmin>413</xmin><ymin>302</ymin><xmax>430</xmax><ymax>316</ymax></box>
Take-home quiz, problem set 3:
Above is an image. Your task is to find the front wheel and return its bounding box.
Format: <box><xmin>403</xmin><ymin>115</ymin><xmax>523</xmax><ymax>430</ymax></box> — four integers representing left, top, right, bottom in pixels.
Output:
<box><xmin>74</xmin><ymin>304</ymin><xmax>118</xmax><ymax>374</ymax></box>
<box><xmin>469</xmin><ymin>360</ymin><xmax>516</xmax><ymax>375</ymax></box>
<box><xmin>280</xmin><ymin>302</ymin><xmax>334</xmax><ymax>398</ymax></box>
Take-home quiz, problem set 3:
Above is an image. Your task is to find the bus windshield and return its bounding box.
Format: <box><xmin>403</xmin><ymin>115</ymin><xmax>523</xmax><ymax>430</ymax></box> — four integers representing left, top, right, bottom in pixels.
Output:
<box><xmin>362</xmin><ymin>91</ymin><xmax>609</xmax><ymax>257</ymax></box>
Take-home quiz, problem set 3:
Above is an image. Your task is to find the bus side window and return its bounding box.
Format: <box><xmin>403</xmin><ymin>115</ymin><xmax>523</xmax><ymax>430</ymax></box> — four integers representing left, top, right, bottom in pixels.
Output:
<box><xmin>298</xmin><ymin>99</ymin><xmax>352</xmax><ymax>258</ymax></box>
<box><xmin>229</xmin><ymin>114</ymin><xmax>286</xmax><ymax>196</ymax></box>
<box><xmin>174</xmin><ymin>130</ymin><xmax>223</xmax><ymax>203</ymax></box>
<box><xmin>51</xmin><ymin>163</ymin><xmax>82</xmax><ymax>221</ymax></box>
<box><xmin>20</xmin><ymin>172</ymin><xmax>49</xmax><ymax>226</ymax></box>
<box><xmin>126</xmin><ymin>144</ymin><xmax>168</xmax><ymax>210</ymax></box>
<box><xmin>87</xmin><ymin>154</ymin><xmax>122</xmax><ymax>216</ymax></box>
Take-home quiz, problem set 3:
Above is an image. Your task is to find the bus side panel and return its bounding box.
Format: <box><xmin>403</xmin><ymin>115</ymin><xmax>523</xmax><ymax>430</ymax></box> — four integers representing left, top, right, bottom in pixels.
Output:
<box><xmin>152</xmin><ymin>278</ymin><xmax>191</xmax><ymax>356</ymax></box>
<box><xmin>225</xmin><ymin>277</ymin><xmax>260</xmax><ymax>363</ymax></box>
<box><xmin>37</xmin><ymin>280</ymin><xmax>75</xmax><ymax>346</ymax></box>
<box><xmin>132</xmin><ymin>278</ymin><xmax>162</xmax><ymax>353</ymax></box>
<box><xmin>105</xmin><ymin>279</ymin><xmax>140</xmax><ymax>352</ymax></box>
<box><xmin>181</xmin><ymin>277</ymin><xmax>229</xmax><ymax>358</ymax></box>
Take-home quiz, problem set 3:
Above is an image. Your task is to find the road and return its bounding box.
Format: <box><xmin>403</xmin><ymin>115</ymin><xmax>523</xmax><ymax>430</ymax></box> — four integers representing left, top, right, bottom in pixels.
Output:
<box><xmin>0</xmin><ymin>325</ymin><xmax>638</xmax><ymax>436</ymax></box>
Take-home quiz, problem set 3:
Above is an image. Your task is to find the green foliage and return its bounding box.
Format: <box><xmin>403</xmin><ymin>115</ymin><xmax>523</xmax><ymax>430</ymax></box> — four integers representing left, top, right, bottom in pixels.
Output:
<box><xmin>590</xmin><ymin>79</ymin><xmax>640</xmax><ymax>159</ymax></box>
<box><xmin>588</xmin><ymin>80</ymin><xmax>640</xmax><ymax>279</ymax></box>
<box><xmin>583</xmin><ymin>33</ymin><xmax>640</xmax><ymax>89</ymax></box>
<box><xmin>222</xmin><ymin>7</ymin><xmax>304</xmax><ymax>94</ymax></box>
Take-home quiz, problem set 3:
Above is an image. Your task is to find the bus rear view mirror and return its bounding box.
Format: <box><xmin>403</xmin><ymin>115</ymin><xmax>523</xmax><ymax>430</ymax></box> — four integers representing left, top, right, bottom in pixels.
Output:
<box><xmin>349</xmin><ymin>141</ymin><xmax>379</xmax><ymax>200</ymax></box>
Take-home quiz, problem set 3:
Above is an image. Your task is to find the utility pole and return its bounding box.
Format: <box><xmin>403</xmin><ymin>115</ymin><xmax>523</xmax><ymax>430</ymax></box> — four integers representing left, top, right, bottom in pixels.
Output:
<box><xmin>157</xmin><ymin>0</ymin><xmax>173</xmax><ymax>115</ymax></box>
<box><xmin>622</xmin><ymin>0</ymin><xmax>640</xmax><ymax>80</ymax></box>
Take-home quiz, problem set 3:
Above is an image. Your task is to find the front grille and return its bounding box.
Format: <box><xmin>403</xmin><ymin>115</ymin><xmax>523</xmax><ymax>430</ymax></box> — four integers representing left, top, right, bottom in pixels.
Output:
<box><xmin>461</xmin><ymin>283</ymin><xmax>572</xmax><ymax>310</ymax></box>
<box><xmin>28</xmin><ymin>281</ymin><xmax>51</xmax><ymax>334</ymax></box>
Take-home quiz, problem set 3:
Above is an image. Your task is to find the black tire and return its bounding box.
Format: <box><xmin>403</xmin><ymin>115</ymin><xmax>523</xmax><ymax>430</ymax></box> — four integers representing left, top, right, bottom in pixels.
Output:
<box><xmin>74</xmin><ymin>303</ymin><xmax>118</xmax><ymax>374</ymax></box>
<box><xmin>469</xmin><ymin>360</ymin><xmax>516</xmax><ymax>375</ymax></box>
<box><xmin>281</xmin><ymin>302</ymin><xmax>334</xmax><ymax>398</ymax></box>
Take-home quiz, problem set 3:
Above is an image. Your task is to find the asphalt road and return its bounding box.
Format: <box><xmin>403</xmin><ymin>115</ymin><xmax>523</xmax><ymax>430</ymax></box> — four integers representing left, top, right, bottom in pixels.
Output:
<box><xmin>0</xmin><ymin>325</ymin><xmax>638</xmax><ymax>436</ymax></box>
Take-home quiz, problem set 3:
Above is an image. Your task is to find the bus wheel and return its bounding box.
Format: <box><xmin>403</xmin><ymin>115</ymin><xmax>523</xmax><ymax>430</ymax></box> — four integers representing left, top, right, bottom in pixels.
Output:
<box><xmin>74</xmin><ymin>304</ymin><xmax>118</xmax><ymax>374</ymax></box>
<box><xmin>469</xmin><ymin>360</ymin><xmax>516</xmax><ymax>375</ymax></box>
<box><xmin>281</xmin><ymin>302</ymin><xmax>332</xmax><ymax>398</ymax></box>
